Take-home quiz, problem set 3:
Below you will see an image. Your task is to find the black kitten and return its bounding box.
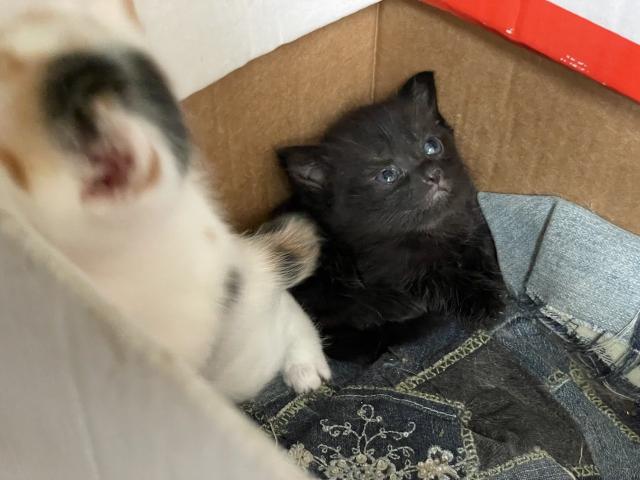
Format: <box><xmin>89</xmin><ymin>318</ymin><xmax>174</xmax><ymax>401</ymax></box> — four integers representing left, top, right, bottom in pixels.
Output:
<box><xmin>278</xmin><ymin>72</ymin><xmax>506</xmax><ymax>362</ymax></box>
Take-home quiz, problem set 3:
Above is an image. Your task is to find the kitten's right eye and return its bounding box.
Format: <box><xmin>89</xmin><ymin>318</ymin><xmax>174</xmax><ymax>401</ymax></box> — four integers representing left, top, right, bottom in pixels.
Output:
<box><xmin>423</xmin><ymin>136</ymin><xmax>443</xmax><ymax>156</ymax></box>
<box><xmin>375</xmin><ymin>166</ymin><xmax>400</xmax><ymax>184</ymax></box>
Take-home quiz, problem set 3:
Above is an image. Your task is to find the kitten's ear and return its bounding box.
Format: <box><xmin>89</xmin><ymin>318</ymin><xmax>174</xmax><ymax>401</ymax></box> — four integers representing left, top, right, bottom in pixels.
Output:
<box><xmin>278</xmin><ymin>145</ymin><xmax>328</xmax><ymax>191</ymax></box>
<box><xmin>399</xmin><ymin>71</ymin><xmax>439</xmax><ymax>112</ymax></box>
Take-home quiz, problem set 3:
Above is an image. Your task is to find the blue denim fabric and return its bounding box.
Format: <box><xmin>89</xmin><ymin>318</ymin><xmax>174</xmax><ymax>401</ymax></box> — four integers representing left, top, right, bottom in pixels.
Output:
<box><xmin>246</xmin><ymin>194</ymin><xmax>640</xmax><ymax>480</ymax></box>
<box><xmin>495</xmin><ymin>313</ymin><xmax>639</xmax><ymax>479</ymax></box>
<box><xmin>480</xmin><ymin>193</ymin><xmax>640</xmax><ymax>394</ymax></box>
<box><xmin>488</xmin><ymin>456</ymin><xmax>575</xmax><ymax>480</ymax></box>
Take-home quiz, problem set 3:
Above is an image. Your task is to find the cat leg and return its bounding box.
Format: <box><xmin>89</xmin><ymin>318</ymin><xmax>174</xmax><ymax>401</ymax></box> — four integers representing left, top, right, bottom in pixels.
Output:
<box><xmin>253</xmin><ymin>213</ymin><xmax>321</xmax><ymax>288</ymax></box>
<box><xmin>279</xmin><ymin>293</ymin><xmax>331</xmax><ymax>393</ymax></box>
<box><xmin>444</xmin><ymin>272</ymin><xmax>506</xmax><ymax>325</ymax></box>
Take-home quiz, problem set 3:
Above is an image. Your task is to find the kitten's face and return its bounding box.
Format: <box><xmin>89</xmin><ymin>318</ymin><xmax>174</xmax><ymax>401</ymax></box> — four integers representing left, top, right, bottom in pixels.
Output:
<box><xmin>280</xmin><ymin>72</ymin><xmax>476</xmax><ymax>240</ymax></box>
<box><xmin>0</xmin><ymin>1</ymin><xmax>188</xmax><ymax>241</ymax></box>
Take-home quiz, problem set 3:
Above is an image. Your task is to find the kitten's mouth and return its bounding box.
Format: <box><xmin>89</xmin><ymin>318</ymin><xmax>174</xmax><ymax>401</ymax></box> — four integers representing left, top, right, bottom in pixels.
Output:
<box><xmin>427</xmin><ymin>182</ymin><xmax>451</xmax><ymax>204</ymax></box>
<box><xmin>83</xmin><ymin>144</ymin><xmax>133</xmax><ymax>198</ymax></box>
<box><xmin>80</xmin><ymin>137</ymin><xmax>161</xmax><ymax>201</ymax></box>
<box><xmin>78</xmin><ymin>102</ymin><xmax>162</xmax><ymax>201</ymax></box>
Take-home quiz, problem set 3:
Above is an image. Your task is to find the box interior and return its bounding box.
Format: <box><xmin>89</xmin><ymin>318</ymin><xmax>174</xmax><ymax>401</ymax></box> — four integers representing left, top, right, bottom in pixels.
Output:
<box><xmin>182</xmin><ymin>0</ymin><xmax>640</xmax><ymax>234</ymax></box>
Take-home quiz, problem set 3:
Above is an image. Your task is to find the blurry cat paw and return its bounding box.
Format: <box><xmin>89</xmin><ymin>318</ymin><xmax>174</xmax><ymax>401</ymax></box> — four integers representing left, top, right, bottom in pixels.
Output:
<box><xmin>283</xmin><ymin>357</ymin><xmax>331</xmax><ymax>394</ymax></box>
<box><xmin>256</xmin><ymin>213</ymin><xmax>321</xmax><ymax>288</ymax></box>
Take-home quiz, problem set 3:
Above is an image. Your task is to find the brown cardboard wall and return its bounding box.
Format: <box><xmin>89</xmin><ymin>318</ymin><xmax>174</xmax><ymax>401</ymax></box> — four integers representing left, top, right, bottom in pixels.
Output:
<box><xmin>183</xmin><ymin>0</ymin><xmax>640</xmax><ymax>233</ymax></box>
<box><xmin>182</xmin><ymin>7</ymin><xmax>378</xmax><ymax>229</ymax></box>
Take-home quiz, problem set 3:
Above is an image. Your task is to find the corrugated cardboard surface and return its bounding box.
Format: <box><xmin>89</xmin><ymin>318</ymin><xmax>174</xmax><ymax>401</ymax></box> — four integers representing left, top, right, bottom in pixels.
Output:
<box><xmin>183</xmin><ymin>7</ymin><xmax>378</xmax><ymax>229</ymax></box>
<box><xmin>183</xmin><ymin>0</ymin><xmax>640</xmax><ymax>234</ymax></box>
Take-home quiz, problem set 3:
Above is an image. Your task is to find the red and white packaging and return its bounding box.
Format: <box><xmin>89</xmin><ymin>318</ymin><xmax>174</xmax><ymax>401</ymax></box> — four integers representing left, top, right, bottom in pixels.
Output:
<box><xmin>422</xmin><ymin>0</ymin><xmax>640</xmax><ymax>102</ymax></box>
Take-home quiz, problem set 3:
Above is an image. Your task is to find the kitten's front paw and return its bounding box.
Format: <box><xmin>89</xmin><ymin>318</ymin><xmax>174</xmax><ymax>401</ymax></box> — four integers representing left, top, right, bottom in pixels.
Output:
<box><xmin>283</xmin><ymin>356</ymin><xmax>331</xmax><ymax>394</ymax></box>
<box><xmin>256</xmin><ymin>214</ymin><xmax>321</xmax><ymax>289</ymax></box>
<box><xmin>462</xmin><ymin>287</ymin><xmax>506</xmax><ymax>325</ymax></box>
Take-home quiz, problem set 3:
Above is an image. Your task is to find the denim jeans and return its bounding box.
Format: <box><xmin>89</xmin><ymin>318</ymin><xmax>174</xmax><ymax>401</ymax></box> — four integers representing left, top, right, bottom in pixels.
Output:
<box><xmin>245</xmin><ymin>194</ymin><xmax>640</xmax><ymax>480</ymax></box>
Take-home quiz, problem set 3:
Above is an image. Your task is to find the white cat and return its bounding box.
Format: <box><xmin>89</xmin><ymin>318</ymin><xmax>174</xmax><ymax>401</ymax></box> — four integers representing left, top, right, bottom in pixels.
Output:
<box><xmin>0</xmin><ymin>0</ymin><xmax>329</xmax><ymax>401</ymax></box>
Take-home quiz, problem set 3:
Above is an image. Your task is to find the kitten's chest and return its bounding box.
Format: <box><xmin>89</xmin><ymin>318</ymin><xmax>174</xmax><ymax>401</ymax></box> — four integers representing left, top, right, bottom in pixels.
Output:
<box><xmin>356</xmin><ymin>244</ymin><xmax>452</xmax><ymax>288</ymax></box>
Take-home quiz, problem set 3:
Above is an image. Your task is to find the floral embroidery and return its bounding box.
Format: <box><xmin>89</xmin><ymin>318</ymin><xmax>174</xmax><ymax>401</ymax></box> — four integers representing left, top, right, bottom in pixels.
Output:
<box><xmin>416</xmin><ymin>447</ymin><xmax>460</xmax><ymax>479</ymax></box>
<box><xmin>289</xmin><ymin>442</ymin><xmax>314</xmax><ymax>470</ymax></box>
<box><xmin>287</xmin><ymin>404</ymin><xmax>464</xmax><ymax>479</ymax></box>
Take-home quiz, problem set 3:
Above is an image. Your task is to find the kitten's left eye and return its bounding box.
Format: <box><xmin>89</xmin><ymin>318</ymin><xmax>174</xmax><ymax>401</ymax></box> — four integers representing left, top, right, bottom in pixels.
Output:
<box><xmin>424</xmin><ymin>136</ymin><xmax>443</xmax><ymax>156</ymax></box>
<box><xmin>375</xmin><ymin>166</ymin><xmax>400</xmax><ymax>184</ymax></box>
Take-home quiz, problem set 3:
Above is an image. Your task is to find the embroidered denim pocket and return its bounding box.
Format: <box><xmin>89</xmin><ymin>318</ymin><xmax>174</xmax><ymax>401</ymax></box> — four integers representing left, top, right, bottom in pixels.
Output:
<box><xmin>272</xmin><ymin>386</ymin><xmax>471</xmax><ymax>479</ymax></box>
<box><xmin>393</xmin><ymin>324</ymin><xmax>601</xmax><ymax>478</ymax></box>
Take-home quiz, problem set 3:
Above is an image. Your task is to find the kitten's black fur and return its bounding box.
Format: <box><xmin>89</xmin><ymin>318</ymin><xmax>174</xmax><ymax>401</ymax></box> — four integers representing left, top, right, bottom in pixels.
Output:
<box><xmin>278</xmin><ymin>72</ymin><xmax>506</xmax><ymax>363</ymax></box>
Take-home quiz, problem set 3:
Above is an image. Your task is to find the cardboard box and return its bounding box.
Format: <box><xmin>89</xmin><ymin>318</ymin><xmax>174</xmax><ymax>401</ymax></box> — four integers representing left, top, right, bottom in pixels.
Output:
<box><xmin>183</xmin><ymin>0</ymin><xmax>640</xmax><ymax>235</ymax></box>
<box><xmin>420</xmin><ymin>0</ymin><xmax>640</xmax><ymax>102</ymax></box>
<box><xmin>2</xmin><ymin>1</ymin><xmax>640</xmax><ymax>478</ymax></box>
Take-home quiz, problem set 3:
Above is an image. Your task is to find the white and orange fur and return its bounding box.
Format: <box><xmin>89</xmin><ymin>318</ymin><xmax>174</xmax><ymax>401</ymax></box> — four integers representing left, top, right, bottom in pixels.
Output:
<box><xmin>0</xmin><ymin>0</ymin><xmax>329</xmax><ymax>401</ymax></box>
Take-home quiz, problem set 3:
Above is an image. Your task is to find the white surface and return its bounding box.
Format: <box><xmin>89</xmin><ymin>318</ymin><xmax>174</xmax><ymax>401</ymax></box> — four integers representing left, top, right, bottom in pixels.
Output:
<box><xmin>0</xmin><ymin>0</ymin><xmax>379</xmax><ymax>98</ymax></box>
<box><xmin>550</xmin><ymin>0</ymin><xmax>640</xmax><ymax>45</ymax></box>
<box><xmin>137</xmin><ymin>0</ymin><xmax>380</xmax><ymax>98</ymax></box>
<box><xmin>0</xmin><ymin>0</ymin><xmax>380</xmax><ymax>98</ymax></box>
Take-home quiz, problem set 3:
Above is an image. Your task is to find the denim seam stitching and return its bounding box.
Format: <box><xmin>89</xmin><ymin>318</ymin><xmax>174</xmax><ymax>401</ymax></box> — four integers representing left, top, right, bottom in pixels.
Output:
<box><xmin>337</xmin><ymin>393</ymin><xmax>457</xmax><ymax>418</ymax></box>
<box><xmin>342</xmin><ymin>384</ymin><xmax>467</xmax><ymax>410</ymax></box>
<box><xmin>569</xmin><ymin>361</ymin><xmax>640</xmax><ymax>444</ymax></box>
<box><xmin>546</xmin><ymin>369</ymin><xmax>571</xmax><ymax>392</ymax></box>
<box><xmin>264</xmin><ymin>384</ymin><xmax>335</xmax><ymax>437</ymax></box>
<box><xmin>570</xmin><ymin>464</ymin><xmax>600</xmax><ymax>478</ymax></box>
<box><xmin>470</xmin><ymin>449</ymin><xmax>558</xmax><ymax>480</ymax></box>
<box><xmin>395</xmin><ymin>330</ymin><xmax>492</xmax><ymax>391</ymax></box>
<box><xmin>460</xmin><ymin>412</ymin><xmax>480</xmax><ymax>477</ymax></box>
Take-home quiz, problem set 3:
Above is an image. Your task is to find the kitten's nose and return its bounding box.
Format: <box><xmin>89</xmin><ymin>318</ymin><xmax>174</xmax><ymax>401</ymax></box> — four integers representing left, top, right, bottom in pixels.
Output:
<box><xmin>424</xmin><ymin>167</ymin><xmax>443</xmax><ymax>186</ymax></box>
